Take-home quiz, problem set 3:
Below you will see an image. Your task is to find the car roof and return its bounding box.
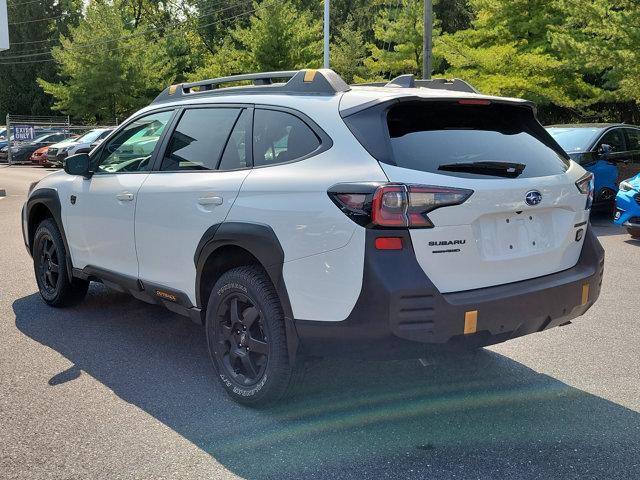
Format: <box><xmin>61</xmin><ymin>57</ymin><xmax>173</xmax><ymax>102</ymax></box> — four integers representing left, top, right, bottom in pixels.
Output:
<box><xmin>149</xmin><ymin>69</ymin><xmax>534</xmax><ymax>115</ymax></box>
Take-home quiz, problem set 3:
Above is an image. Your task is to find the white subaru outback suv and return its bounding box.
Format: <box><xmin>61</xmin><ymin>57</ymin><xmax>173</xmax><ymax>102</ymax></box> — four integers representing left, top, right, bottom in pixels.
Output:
<box><xmin>23</xmin><ymin>69</ymin><xmax>604</xmax><ymax>405</ymax></box>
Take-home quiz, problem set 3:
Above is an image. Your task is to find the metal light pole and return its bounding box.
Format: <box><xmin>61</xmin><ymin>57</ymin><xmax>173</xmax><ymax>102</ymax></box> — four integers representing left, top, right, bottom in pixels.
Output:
<box><xmin>6</xmin><ymin>114</ymin><xmax>11</xmax><ymax>166</ymax></box>
<box><xmin>323</xmin><ymin>0</ymin><xmax>330</xmax><ymax>68</ymax></box>
<box><xmin>423</xmin><ymin>0</ymin><xmax>433</xmax><ymax>79</ymax></box>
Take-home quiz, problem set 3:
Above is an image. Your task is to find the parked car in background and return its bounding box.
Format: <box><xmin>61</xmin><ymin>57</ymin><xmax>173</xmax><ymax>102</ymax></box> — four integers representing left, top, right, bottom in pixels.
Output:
<box><xmin>0</xmin><ymin>132</ymin><xmax>75</xmax><ymax>164</ymax></box>
<box><xmin>47</xmin><ymin>128</ymin><xmax>113</xmax><ymax>166</ymax></box>
<box><xmin>614</xmin><ymin>173</ymin><xmax>640</xmax><ymax>238</ymax></box>
<box><xmin>0</xmin><ymin>137</ymin><xmax>10</xmax><ymax>156</ymax></box>
<box><xmin>30</xmin><ymin>146</ymin><xmax>50</xmax><ymax>166</ymax></box>
<box><xmin>546</xmin><ymin>124</ymin><xmax>640</xmax><ymax>210</ymax></box>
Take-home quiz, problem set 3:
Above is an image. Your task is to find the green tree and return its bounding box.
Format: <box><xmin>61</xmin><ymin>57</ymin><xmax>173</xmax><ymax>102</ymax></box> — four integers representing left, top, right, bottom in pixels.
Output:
<box><xmin>365</xmin><ymin>0</ymin><xmax>435</xmax><ymax>79</ymax></box>
<box><xmin>434</xmin><ymin>0</ymin><xmax>474</xmax><ymax>33</ymax></box>
<box><xmin>550</xmin><ymin>0</ymin><xmax>640</xmax><ymax>122</ymax></box>
<box><xmin>0</xmin><ymin>0</ymin><xmax>82</xmax><ymax>120</ymax></box>
<box><xmin>190</xmin><ymin>0</ymin><xmax>322</xmax><ymax>80</ymax></box>
<box><xmin>331</xmin><ymin>16</ymin><xmax>368</xmax><ymax>83</ymax></box>
<box><xmin>38</xmin><ymin>1</ymin><xmax>172</xmax><ymax>123</ymax></box>
<box><xmin>435</xmin><ymin>0</ymin><xmax>600</xmax><ymax>111</ymax></box>
<box><xmin>190</xmin><ymin>0</ymin><xmax>254</xmax><ymax>54</ymax></box>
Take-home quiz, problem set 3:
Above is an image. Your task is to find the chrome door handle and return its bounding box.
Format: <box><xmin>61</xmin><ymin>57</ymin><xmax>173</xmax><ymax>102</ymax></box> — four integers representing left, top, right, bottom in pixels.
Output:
<box><xmin>198</xmin><ymin>195</ymin><xmax>223</xmax><ymax>206</ymax></box>
<box><xmin>116</xmin><ymin>192</ymin><xmax>134</xmax><ymax>202</ymax></box>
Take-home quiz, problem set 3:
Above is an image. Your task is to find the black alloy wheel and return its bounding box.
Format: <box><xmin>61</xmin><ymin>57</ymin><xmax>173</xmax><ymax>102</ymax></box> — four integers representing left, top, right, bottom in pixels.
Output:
<box><xmin>37</xmin><ymin>234</ymin><xmax>60</xmax><ymax>296</ymax></box>
<box><xmin>33</xmin><ymin>218</ymin><xmax>89</xmax><ymax>307</ymax></box>
<box><xmin>205</xmin><ymin>265</ymin><xmax>303</xmax><ymax>406</ymax></box>
<box><xmin>214</xmin><ymin>292</ymin><xmax>270</xmax><ymax>386</ymax></box>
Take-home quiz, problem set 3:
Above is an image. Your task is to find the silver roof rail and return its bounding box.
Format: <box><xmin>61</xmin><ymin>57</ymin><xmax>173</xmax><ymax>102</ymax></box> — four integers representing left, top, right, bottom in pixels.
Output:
<box><xmin>152</xmin><ymin>69</ymin><xmax>351</xmax><ymax>104</ymax></box>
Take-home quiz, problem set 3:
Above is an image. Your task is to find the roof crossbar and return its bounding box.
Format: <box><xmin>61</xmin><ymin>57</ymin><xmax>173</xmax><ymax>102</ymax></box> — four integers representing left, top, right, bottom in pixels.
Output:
<box><xmin>152</xmin><ymin>69</ymin><xmax>351</xmax><ymax>104</ymax></box>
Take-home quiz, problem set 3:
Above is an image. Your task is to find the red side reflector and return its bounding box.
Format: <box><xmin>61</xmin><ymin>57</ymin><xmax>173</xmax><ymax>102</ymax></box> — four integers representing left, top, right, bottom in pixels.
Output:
<box><xmin>375</xmin><ymin>237</ymin><xmax>403</xmax><ymax>250</ymax></box>
<box><xmin>458</xmin><ymin>99</ymin><xmax>491</xmax><ymax>106</ymax></box>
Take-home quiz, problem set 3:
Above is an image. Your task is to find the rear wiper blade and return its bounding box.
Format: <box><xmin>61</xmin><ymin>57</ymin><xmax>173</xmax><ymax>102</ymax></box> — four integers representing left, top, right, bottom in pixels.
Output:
<box><xmin>438</xmin><ymin>161</ymin><xmax>526</xmax><ymax>178</ymax></box>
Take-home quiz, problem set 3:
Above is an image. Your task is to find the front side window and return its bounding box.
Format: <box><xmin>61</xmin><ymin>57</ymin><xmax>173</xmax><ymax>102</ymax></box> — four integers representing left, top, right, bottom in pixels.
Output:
<box><xmin>597</xmin><ymin>129</ymin><xmax>626</xmax><ymax>153</ymax></box>
<box><xmin>160</xmin><ymin>108</ymin><xmax>241</xmax><ymax>171</ymax></box>
<box><xmin>97</xmin><ymin>130</ymin><xmax>112</xmax><ymax>141</ymax></box>
<box><xmin>253</xmin><ymin>109</ymin><xmax>320</xmax><ymax>167</ymax></box>
<box><xmin>95</xmin><ymin>111</ymin><xmax>173</xmax><ymax>174</ymax></box>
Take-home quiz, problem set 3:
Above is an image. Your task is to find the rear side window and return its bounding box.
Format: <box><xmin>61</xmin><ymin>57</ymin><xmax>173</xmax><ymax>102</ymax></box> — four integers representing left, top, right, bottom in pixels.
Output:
<box><xmin>385</xmin><ymin>102</ymin><xmax>569</xmax><ymax>179</ymax></box>
<box><xmin>625</xmin><ymin>128</ymin><xmax>640</xmax><ymax>151</ymax></box>
<box><xmin>253</xmin><ymin>109</ymin><xmax>320</xmax><ymax>167</ymax></box>
<box><xmin>161</xmin><ymin>108</ymin><xmax>241</xmax><ymax>171</ymax></box>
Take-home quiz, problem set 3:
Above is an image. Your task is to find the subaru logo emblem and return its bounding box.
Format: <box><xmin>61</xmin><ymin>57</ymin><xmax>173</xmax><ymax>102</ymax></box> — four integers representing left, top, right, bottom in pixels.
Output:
<box><xmin>525</xmin><ymin>190</ymin><xmax>542</xmax><ymax>206</ymax></box>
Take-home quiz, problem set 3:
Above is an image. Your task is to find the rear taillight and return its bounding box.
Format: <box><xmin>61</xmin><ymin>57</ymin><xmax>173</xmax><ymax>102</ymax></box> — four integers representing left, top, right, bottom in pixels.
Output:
<box><xmin>575</xmin><ymin>172</ymin><xmax>594</xmax><ymax>210</ymax></box>
<box><xmin>328</xmin><ymin>183</ymin><xmax>473</xmax><ymax>228</ymax></box>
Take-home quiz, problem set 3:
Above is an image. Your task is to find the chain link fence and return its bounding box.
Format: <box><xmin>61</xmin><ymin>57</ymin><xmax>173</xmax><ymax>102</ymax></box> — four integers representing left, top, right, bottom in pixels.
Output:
<box><xmin>2</xmin><ymin>114</ymin><xmax>116</xmax><ymax>165</ymax></box>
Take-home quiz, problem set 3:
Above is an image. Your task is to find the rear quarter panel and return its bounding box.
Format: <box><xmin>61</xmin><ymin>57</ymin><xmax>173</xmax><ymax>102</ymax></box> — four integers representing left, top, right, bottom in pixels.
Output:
<box><xmin>226</xmin><ymin>101</ymin><xmax>388</xmax><ymax>321</ymax></box>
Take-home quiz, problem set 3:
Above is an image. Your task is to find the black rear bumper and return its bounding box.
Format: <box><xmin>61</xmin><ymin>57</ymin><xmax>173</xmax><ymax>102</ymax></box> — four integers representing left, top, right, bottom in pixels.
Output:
<box><xmin>294</xmin><ymin>227</ymin><xmax>604</xmax><ymax>359</ymax></box>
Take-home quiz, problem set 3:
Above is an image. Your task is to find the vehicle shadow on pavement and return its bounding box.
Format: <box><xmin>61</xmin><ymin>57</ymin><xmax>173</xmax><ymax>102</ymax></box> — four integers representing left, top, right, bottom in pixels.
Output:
<box><xmin>14</xmin><ymin>287</ymin><xmax>640</xmax><ymax>480</ymax></box>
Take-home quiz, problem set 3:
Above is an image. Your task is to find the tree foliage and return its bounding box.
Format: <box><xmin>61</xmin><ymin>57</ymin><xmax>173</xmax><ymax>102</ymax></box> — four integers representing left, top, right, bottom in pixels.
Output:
<box><xmin>0</xmin><ymin>0</ymin><xmax>82</xmax><ymax>120</ymax></box>
<box><xmin>435</xmin><ymin>0</ymin><xmax>601</xmax><ymax>111</ymax></box>
<box><xmin>189</xmin><ymin>0</ymin><xmax>322</xmax><ymax>80</ymax></box>
<box><xmin>331</xmin><ymin>16</ymin><xmax>368</xmax><ymax>83</ymax></box>
<box><xmin>38</xmin><ymin>1</ymin><xmax>173</xmax><ymax>123</ymax></box>
<box><xmin>365</xmin><ymin>0</ymin><xmax>429</xmax><ymax>79</ymax></box>
<box><xmin>1</xmin><ymin>0</ymin><xmax>638</xmax><ymax>123</ymax></box>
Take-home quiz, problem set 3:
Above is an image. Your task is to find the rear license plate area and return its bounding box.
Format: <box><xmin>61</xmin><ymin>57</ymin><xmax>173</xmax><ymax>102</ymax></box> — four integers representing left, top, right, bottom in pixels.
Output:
<box><xmin>478</xmin><ymin>211</ymin><xmax>554</xmax><ymax>259</ymax></box>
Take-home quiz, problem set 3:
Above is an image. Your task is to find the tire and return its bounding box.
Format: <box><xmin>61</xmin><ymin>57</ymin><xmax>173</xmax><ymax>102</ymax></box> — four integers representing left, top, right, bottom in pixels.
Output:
<box><xmin>205</xmin><ymin>265</ymin><xmax>303</xmax><ymax>406</ymax></box>
<box><xmin>627</xmin><ymin>228</ymin><xmax>640</xmax><ymax>239</ymax></box>
<box><xmin>33</xmin><ymin>218</ymin><xmax>89</xmax><ymax>307</ymax></box>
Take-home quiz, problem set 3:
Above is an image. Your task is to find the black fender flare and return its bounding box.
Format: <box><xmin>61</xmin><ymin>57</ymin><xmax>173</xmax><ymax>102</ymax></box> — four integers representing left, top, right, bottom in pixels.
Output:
<box><xmin>26</xmin><ymin>188</ymin><xmax>74</xmax><ymax>282</ymax></box>
<box><xmin>194</xmin><ymin>222</ymin><xmax>299</xmax><ymax>359</ymax></box>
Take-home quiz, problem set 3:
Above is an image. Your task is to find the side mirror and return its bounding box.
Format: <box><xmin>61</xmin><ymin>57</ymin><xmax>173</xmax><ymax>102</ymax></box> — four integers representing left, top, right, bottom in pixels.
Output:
<box><xmin>598</xmin><ymin>144</ymin><xmax>612</xmax><ymax>160</ymax></box>
<box><xmin>64</xmin><ymin>153</ymin><xmax>92</xmax><ymax>178</ymax></box>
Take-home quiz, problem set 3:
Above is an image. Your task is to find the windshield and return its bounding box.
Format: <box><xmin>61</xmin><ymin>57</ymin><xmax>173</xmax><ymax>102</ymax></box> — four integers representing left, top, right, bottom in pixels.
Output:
<box><xmin>546</xmin><ymin>127</ymin><xmax>600</xmax><ymax>153</ymax></box>
<box><xmin>32</xmin><ymin>134</ymin><xmax>54</xmax><ymax>143</ymax></box>
<box><xmin>76</xmin><ymin>129</ymin><xmax>106</xmax><ymax>143</ymax></box>
<box><xmin>385</xmin><ymin>102</ymin><xmax>569</xmax><ymax>179</ymax></box>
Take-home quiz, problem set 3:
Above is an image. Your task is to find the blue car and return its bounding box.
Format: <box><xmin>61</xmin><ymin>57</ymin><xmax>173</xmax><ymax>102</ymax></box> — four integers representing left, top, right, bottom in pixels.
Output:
<box><xmin>547</xmin><ymin>124</ymin><xmax>640</xmax><ymax>209</ymax></box>
<box><xmin>614</xmin><ymin>174</ymin><xmax>640</xmax><ymax>238</ymax></box>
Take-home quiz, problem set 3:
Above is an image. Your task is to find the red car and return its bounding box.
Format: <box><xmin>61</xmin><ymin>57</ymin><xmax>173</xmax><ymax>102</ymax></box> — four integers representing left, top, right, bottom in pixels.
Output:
<box><xmin>30</xmin><ymin>146</ymin><xmax>50</xmax><ymax>166</ymax></box>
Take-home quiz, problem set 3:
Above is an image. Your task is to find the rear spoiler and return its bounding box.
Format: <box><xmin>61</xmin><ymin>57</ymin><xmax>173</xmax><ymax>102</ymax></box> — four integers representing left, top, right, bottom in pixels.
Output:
<box><xmin>340</xmin><ymin>95</ymin><xmax>537</xmax><ymax>119</ymax></box>
<box><xmin>357</xmin><ymin>74</ymin><xmax>478</xmax><ymax>94</ymax></box>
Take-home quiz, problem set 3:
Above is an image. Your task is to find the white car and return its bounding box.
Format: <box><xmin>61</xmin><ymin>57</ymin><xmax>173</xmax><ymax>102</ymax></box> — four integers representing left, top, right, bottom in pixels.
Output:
<box><xmin>46</xmin><ymin>128</ymin><xmax>113</xmax><ymax>166</ymax></box>
<box><xmin>22</xmin><ymin>69</ymin><xmax>604</xmax><ymax>405</ymax></box>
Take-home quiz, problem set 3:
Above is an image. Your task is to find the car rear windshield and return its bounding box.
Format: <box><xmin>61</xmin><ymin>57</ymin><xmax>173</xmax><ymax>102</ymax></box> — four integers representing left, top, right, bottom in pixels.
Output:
<box><xmin>384</xmin><ymin>101</ymin><xmax>569</xmax><ymax>179</ymax></box>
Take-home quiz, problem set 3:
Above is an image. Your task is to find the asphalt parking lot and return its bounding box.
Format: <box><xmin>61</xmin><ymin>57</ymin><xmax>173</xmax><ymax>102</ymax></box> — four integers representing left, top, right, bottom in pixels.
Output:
<box><xmin>1</xmin><ymin>165</ymin><xmax>639</xmax><ymax>480</ymax></box>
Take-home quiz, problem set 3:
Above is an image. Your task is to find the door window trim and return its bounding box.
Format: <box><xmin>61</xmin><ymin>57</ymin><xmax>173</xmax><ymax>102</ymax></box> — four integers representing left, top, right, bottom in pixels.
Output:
<box><xmin>150</xmin><ymin>103</ymin><xmax>254</xmax><ymax>173</ymax></box>
<box><xmin>90</xmin><ymin>107</ymin><xmax>178</xmax><ymax>175</ymax></box>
